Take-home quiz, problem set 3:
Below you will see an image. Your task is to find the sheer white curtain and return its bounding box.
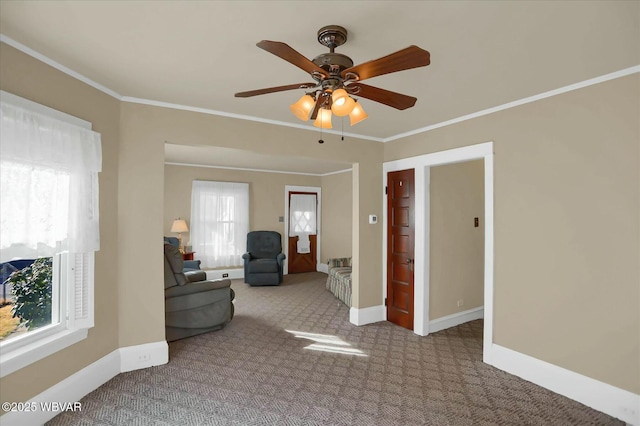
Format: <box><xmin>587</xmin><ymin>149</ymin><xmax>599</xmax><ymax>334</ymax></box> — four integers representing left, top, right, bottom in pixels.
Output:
<box><xmin>190</xmin><ymin>181</ymin><xmax>249</xmax><ymax>268</ymax></box>
<box><xmin>0</xmin><ymin>102</ymin><xmax>102</xmax><ymax>263</ymax></box>
<box><xmin>289</xmin><ymin>194</ymin><xmax>317</xmax><ymax>235</ymax></box>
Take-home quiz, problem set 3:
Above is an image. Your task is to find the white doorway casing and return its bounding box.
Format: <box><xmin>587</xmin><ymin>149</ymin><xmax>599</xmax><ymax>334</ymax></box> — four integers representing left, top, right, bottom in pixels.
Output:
<box><xmin>381</xmin><ymin>141</ymin><xmax>494</xmax><ymax>358</ymax></box>
<box><xmin>283</xmin><ymin>185</ymin><xmax>322</xmax><ymax>275</ymax></box>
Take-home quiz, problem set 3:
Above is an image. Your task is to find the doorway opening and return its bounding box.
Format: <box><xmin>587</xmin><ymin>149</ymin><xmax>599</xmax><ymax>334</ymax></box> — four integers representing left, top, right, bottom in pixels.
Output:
<box><xmin>382</xmin><ymin>142</ymin><xmax>494</xmax><ymax>361</ymax></box>
<box><xmin>284</xmin><ymin>186</ymin><xmax>322</xmax><ymax>275</ymax></box>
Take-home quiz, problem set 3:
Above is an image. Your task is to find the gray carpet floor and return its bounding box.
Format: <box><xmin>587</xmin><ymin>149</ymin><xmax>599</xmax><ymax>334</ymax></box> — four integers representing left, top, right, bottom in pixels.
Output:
<box><xmin>48</xmin><ymin>272</ymin><xmax>622</xmax><ymax>425</ymax></box>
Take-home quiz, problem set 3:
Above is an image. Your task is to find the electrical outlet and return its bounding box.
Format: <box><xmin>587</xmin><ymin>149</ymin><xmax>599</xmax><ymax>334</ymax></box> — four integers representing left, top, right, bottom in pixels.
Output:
<box><xmin>222</xmin><ymin>273</ymin><xmax>229</xmax><ymax>278</ymax></box>
<box><xmin>138</xmin><ymin>353</ymin><xmax>150</xmax><ymax>362</ymax></box>
<box><xmin>457</xmin><ymin>299</ymin><xmax>464</xmax><ymax>307</ymax></box>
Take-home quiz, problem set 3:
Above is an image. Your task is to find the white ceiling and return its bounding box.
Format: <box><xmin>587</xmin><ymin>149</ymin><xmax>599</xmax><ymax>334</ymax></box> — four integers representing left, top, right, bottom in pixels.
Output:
<box><xmin>1</xmin><ymin>1</ymin><xmax>638</xmax><ymax>170</ymax></box>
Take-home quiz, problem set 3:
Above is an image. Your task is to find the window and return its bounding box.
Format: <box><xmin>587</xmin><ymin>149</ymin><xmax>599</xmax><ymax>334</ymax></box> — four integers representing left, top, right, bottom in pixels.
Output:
<box><xmin>289</xmin><ymin>193</ymin><xmax>317</xmax><ymax>235</ymax></box>
<box><xmin>190</xmin><ymin>181</ymin><xmax>249</xmax><ymax>268</ymax></box>
<box><xmin>0</xmin><ymin>91</ymin><xmax>100</xmax><ymax>377</ymax></box>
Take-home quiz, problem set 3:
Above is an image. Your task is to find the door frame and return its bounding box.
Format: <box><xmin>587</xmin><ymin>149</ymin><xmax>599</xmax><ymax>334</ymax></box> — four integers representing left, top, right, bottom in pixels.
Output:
<box><xmin>284</xmin><ymin>185</ymin><xmax>322</xmax><ymax>275</ymax></box>
<box><xmin>382</xmin><ymin>141</ymin><xmax>494</xmax><ymax>361</ymax></box>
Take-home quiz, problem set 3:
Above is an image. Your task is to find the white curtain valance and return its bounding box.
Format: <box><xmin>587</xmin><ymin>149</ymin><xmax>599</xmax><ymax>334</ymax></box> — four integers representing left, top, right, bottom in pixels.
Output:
<box><xmin>0</xmin><ymin>101</ymin><xmax>102</xmax><ymax>262</ymax></box>
<box><xmin>0</xmin><ymin>103</ymin><xmax>101</xmax><ymax>173</ymax></box>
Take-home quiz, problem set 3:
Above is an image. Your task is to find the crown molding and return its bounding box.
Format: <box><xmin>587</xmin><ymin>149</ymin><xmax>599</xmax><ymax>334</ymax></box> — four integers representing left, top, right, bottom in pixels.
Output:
<box><xmin>122</xmin><ymin>96</ymin><xmax>383</xmax><ymax>142</ymax></box>
<box><xmin>1</xmin><ymin>34</ymin><xmax>123</xmax><ymax>100</ymax></box>
<box><xmin>383</xmin><ymin>65</ymin><xmax>640</xmax><ymax>142</ymax></box>
<box><xmin>165</xmin><ymin>162</ymin><xmax>351</xmax><ymax>177</ymax></box>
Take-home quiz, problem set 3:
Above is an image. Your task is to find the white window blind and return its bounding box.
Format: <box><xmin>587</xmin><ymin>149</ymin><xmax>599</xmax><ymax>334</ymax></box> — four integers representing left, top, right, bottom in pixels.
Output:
<box><xmin>69</xmin><ymin>252</ymin><xmax>94</xmax><ymax>329</ymax></box>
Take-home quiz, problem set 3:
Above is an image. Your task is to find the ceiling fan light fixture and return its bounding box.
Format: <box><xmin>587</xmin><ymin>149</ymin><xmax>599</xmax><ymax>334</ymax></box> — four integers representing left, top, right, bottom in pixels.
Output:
<box><xmin>331</xmin><ymin>89</ymin><xmax>356</xmax><ymax>116</ymax></box>
<box><xmin>290</xmin><ymin>94</ymin><xmax>316</xmax><ymax>121</ymax></box>
<box><xmin>349</xmin><ymin>101</ymin><xmax>368</xmax><ymax>126</ymax></box>
<box><xmin>313</xmin><ymin>107</ymin><xmax>333</xmax><ymax>129</ymax></box>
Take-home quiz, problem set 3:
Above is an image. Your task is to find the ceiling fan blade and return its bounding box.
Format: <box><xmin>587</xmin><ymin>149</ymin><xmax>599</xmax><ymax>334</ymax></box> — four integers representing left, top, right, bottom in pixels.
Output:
<box><xmin>234</xmin><ymin>83</ymin><xmax>317</xmax><ymax>98</ymax></box>
<box><xmin>341</xmin><ymin>45</ymin><xmax>430</xmax><ymax>82</ymax></box>
<box><xmin>257</xmin><ymin>40</ymin><xmax>329</xmax><ymax>78</ymax></box>
<box><xmin>310</xmin><ymin>93</ymin><xmax>324</xmax><ymax>120</ymax></box>
<box><xmin>350</xmin><ymin>83</ymin><xmax>417</xmax><ymax>110</ymax></box>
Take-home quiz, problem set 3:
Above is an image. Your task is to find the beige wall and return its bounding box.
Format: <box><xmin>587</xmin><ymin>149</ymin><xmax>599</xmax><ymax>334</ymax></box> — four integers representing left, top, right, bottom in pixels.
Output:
<box><xmin>116</xmin><ymin>100</ymin><xmax>384</xmax><ymax>357</ymax></box>
<box><xmin>385</xmin><ymin>74</ymin><xmax>640</xmax><ymax>393</ymax></box>
<box><xmin>164</xmin><ymin>163</ymin><xmax>320</xmax><ymax>249</ymax></box>
<box><xmin>430</xmin><ymin>160</ymin><xmax>484</xmax><ymax>320</ymax></box>
<box><xmin>0</xmin><ymin>43</ymin><xmax>121</xmax><ymax>404</ymax></box>
<box><xmin>321</xmin><ymin>171</ymin><xmax>353</xmax><ymax>264</ymax></box>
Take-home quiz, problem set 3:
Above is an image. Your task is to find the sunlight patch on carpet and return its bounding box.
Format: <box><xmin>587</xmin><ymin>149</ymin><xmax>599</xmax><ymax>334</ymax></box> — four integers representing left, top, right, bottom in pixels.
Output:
<box><xmin>285</xmin><ymin>329</ymin><xmax>367</xmax><ymax>357</ymax></box>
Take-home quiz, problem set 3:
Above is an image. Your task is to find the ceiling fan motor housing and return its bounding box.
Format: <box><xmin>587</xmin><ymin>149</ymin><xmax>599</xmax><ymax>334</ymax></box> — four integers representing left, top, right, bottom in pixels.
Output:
<box><xmin>312</xmin><ymin>53</ymin><xmax>354</xmax><ymax>75</ymax></box>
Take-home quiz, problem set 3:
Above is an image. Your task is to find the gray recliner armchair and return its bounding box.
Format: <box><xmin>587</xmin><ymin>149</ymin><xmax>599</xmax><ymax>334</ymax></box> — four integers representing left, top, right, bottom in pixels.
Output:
<box><xmin>163</xmin><ymin>236</ymin><xmax>201</xmax><ymax>272</ymax></box>
<box><xmin>164</xmin><ymin>243</ymin><xmax>234</xmax><ymax>342</ymax></box>
<box><xmin>242</xmin><ymin>231</ymin><xmax>286</xmax><ymax>286</ymax></box>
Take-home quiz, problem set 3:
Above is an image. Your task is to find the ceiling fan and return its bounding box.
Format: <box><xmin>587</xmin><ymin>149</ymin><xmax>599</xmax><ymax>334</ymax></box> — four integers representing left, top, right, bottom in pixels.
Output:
<box><xmin>234</xmin><ymin>25</ymin><xmax>431</xmax><ymax>129</ymax></box>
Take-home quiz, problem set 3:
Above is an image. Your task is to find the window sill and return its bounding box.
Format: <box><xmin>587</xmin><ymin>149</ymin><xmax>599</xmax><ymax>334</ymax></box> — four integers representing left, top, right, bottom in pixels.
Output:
<box><xmin>0</xmin><ymin>328</ymin><xmax>88</xmax><ymax>378</ymax></box>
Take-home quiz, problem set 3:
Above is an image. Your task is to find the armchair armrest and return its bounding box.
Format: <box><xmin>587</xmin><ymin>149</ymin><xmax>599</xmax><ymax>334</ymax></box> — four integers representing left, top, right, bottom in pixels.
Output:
<box><xmin>185</xmin><ymin>270</ymin><xmax>206</xmax><ymax>283</ymax></box>
<box><xmin>328</xmin><ymin>257</ymin><xmax>352</xmax><ymax>271</ymax></box>
<box><xmin>242</xmin><ymin>252</ymin><xmax>252</xmax><ymax>261</ymax></box>
<box><xmin>165</xmin><ymin>278</ymin><xmax>232</xmax><ymax>298</ymax></box>
<box><xmin>184</xmin><ymin>260</ymin><xmax>201</xmax><ymax>270</ymax></box>
<box><xmin>276</xmin><ymin>253</ymin><xmax>286</xmax><ymax>264</ymax></box>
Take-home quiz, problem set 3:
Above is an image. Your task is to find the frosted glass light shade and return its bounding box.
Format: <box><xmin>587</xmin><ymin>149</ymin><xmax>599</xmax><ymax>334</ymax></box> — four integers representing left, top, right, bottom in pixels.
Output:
<box><xmin>313</xmin><ymin>108</ymin><xmax>333</xmax><ymax>129</ymax></box>
<box><xmin>331</xmin><ymin>89</ymin><xmax>355</xmax><ymax>117</ymax></box>
<box><xmin>349</xmin><ymin>101</ymin><xmax>368</xmax><ymax>126</ymax></box>
<box><xmin>290</xmin><ymin>95</ymin><xmax>315</xmax><ymax>121</ymax></box>
<box><xmin>171</xmin><ymin>219</ymin><xmax>188</xmax><ymax>233</ymax></box>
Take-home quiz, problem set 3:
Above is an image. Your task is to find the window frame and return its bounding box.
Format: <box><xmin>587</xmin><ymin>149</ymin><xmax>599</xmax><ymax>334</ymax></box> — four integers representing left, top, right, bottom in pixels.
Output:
<box><xmin>0</xmin><ymin>91</ymin><xmax>96</xmax><ymax>378</ymax></box>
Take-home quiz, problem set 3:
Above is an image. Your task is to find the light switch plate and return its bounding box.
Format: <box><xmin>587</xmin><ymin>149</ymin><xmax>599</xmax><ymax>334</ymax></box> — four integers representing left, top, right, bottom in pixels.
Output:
<box><xmin>369</xmin><ymin>214</ymin><xmax>377</xmax><ymax>224</ymax></box>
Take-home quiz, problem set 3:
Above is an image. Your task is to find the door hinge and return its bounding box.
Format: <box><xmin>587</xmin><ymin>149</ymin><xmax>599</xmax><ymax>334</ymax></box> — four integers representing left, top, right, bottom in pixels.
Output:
<box><xmin>384</xmin><ymin>297</ymin><xmax>387</xmax><ymax>306</ymax></box>
<box><xmin>385</xmin><ymin>186</ymin><xmax>388</xmax><ymax>195</ymax></box>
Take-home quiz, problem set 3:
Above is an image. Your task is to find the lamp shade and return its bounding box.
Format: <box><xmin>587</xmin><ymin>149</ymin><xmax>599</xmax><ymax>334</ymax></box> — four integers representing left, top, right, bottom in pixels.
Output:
<box><xmin>171</xmin><ymin>219</ymin><xmax>188</xmax><ymax>233</ymax></box>
<box><xmin>349</xmin><ymin>101</ymin><xmax>368</xmax><ymax>126</ymax></box>
<box><xmin>290</xmin><ymin>94</ymin><xmax>315</xmax><ymax>121</ymax></box>
<box><xmin>331</xmin><ymin>89</ymin><xmax>356</xmax><ymax>117</ymax></box>
<box><xmin>313</xmin><ymin>108</ymin><xmax>333</xmax><ymax>129</ymax></box>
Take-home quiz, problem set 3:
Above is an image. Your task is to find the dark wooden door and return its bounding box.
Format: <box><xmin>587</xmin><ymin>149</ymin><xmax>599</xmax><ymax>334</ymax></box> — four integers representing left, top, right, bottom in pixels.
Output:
<box><xmin>288</xmin><ymin>234</ymin><xmax>317</xmax><ymax>273</ymax></box>
<box><xmin>387</xmin><ymin>169</ymin><xmax>415</xmax><ymax>330</ymax></box>
<box><xmin>288</xmin><ymin>192</ymin><xmax>317</xmax><ymax>274</ymax></box>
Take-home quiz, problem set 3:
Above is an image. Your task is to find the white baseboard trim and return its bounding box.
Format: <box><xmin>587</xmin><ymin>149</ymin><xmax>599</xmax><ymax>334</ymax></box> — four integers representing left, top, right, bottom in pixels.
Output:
<box><xmin>429</xmin><ymin>306</ymin><xmax>484</xmax><ymax>333</ymax></box>
<box><xmin>119</xmin><ymin>341</ymin><xmax>169</xmax><ymax>373</ymax></box>
<box><xmin>0</xmin><ymin>341</ymin><xmax>168</xmax><ymax>425</ymax></box>
<box><xmin>205</xmin><ymin>268</ymin><xmax>243</xmax><ymax>281</ymax></box>
<box><xmin>0</xmin><ymin>350</ymin><xmax>120</xmax><ymax>425</ymax></box>
<box><xmin>317</xmin><ymin>263</ymin><xmax>329</xmax><ymax>274</ymax></box>
<box><xmin>350</xmin><ymin>305</ymin><xmax>385</xmax><ymax>326</ymax></box>
<box><xmin>486</xmin><ymin>343</ymin><xmax>640</xmax><ymax>425</ymax></box>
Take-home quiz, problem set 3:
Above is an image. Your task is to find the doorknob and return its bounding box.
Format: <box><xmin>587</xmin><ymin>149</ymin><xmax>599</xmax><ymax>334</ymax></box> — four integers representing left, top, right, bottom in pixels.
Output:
<box><xmin>407</xmin><ymin>258</ymin><xmax>413</xmax><ymax>271</ymax></box>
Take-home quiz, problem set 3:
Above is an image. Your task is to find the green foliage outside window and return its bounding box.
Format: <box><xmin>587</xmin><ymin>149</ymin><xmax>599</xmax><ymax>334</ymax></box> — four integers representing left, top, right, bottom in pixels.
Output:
<box><xmin>7</xmin><ymin>258</ymin><xmax>52</xmax><ymax>329</ymax></box>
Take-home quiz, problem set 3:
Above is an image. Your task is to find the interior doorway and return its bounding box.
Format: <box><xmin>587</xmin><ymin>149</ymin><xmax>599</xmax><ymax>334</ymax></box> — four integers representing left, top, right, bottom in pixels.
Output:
<box><xmin>288</xmin><ymin>191</ymin><xmax>318</xmax><ymax>274</ymax></box>
<box><xmin>283</xmin><ymin>185</ymin><xmax>321</xmax><ymax>275</ymax></box>
<box><xmin>382</xmin><ymin>142</ymin><xmax>494</xmax><ymax>361</ymax></box>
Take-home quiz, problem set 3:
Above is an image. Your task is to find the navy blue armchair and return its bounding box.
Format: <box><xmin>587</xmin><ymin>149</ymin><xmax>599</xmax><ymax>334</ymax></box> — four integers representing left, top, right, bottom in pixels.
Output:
<box><xmin>242</xmin><ymin>231</ymin><xmax>285</xmax><ymax>286</ymax></box>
